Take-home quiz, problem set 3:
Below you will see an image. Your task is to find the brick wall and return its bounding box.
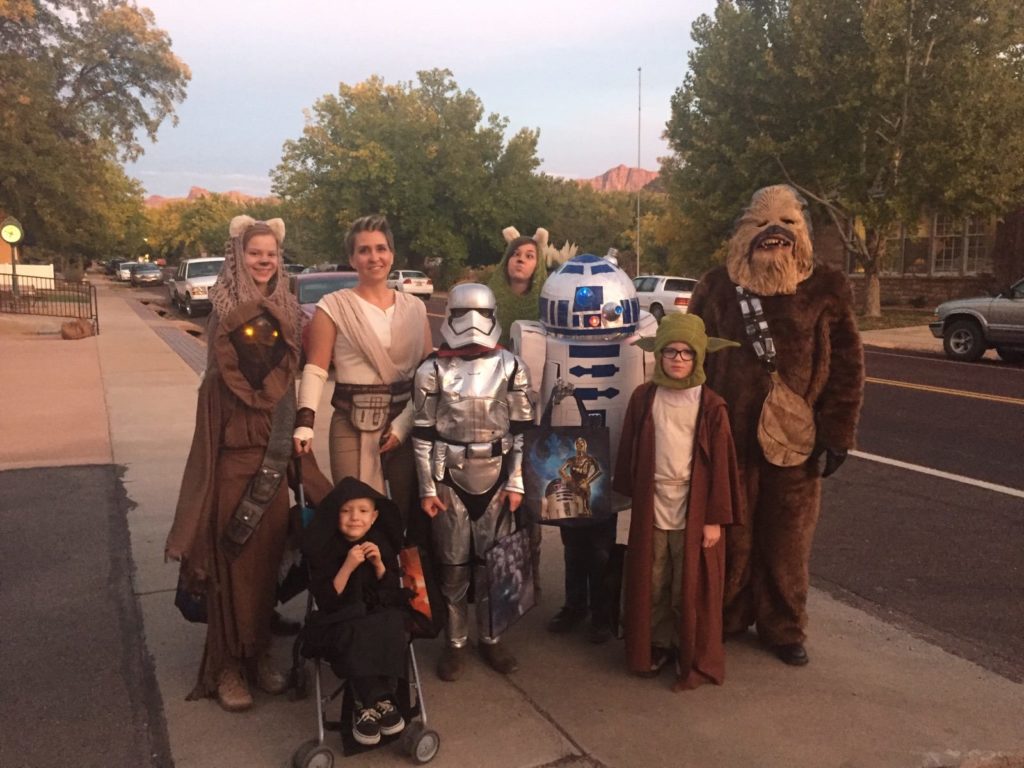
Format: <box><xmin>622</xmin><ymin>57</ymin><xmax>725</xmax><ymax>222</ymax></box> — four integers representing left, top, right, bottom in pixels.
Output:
<box><xmin>847</xmin><ymin>274</ymin><xmax>994</xmax><ymax>308</ymax></box>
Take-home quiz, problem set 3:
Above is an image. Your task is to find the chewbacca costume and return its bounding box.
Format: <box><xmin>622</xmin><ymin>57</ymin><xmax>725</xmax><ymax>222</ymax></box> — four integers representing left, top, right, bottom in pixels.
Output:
<box><xmin>687</xmin><ymin>185</ymin><xmax>864</xmax><ymax>662</ymax></box>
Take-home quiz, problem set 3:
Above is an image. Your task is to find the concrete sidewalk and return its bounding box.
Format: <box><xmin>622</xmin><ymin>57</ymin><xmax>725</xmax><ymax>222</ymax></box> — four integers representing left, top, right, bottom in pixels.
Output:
<box><xmin>2</xmin><ymin>287</ymin><xmax>1022</xmax><ymax>768</ymax></box>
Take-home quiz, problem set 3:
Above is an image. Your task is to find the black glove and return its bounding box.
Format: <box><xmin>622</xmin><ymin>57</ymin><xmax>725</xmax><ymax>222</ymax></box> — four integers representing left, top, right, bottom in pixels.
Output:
<box><xmin>814</xmin><ymin>447</ymin><xmax>848</xmax><ymax>478</ymax></box>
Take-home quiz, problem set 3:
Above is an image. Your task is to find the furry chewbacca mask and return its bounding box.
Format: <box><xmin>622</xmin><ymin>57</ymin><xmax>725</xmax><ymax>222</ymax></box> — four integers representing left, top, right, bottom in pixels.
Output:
<box><xmin>727</xmin><ymin>185</ymin><xmax>815</xmax><ymax>296</ymax></box>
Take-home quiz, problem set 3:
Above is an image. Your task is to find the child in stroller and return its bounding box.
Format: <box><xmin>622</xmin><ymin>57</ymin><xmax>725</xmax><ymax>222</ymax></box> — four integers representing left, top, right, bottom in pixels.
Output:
<box><xmin>300</xmin><ymin>476</ymin><xmax>410</xmax><ymax>747</ymax></box>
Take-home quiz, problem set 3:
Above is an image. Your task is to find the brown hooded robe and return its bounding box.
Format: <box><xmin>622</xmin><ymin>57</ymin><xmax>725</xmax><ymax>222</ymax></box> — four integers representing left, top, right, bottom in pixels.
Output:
<box><xmin>614</xmin><ymin>383</ymin><xmax>742</xmax><ymax>690</ymax></box>
<box><xmin>165</xmin><ymin>300</ymin><xmax>330</xmax><ymax>699</ymax></box>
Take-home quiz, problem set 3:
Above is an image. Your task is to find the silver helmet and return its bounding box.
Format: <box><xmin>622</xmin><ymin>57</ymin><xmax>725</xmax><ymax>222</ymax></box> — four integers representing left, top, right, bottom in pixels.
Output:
<box><xmin>442</xmin><ymin>282</ymin><xmax>501</xmax><ymax>348</ymax></box>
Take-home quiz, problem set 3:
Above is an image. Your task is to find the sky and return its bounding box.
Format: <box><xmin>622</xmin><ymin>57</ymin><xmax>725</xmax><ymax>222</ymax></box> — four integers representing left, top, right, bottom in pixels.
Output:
<box><xmin>127</xmin><ymin>0</ymin><xmax>718</xmax><ymax>198</ymax></box>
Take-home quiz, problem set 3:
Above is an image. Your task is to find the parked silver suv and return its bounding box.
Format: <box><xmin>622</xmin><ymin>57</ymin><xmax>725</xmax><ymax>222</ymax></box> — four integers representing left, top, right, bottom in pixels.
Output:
<box><xmin>929</xmin><ymin>277</ymin><xmax>1024</xmax><ymax>362</ymax></box>
<box><xmin>632</xmin><ymin>275</ymin><xmax>698</xmax><ymax>321</ymax></box>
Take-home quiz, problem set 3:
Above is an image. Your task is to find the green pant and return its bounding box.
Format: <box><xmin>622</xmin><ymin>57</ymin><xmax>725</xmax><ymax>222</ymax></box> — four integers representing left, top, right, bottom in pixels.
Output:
<box><xmin>651</xmin><ymin>528</ymin><xmax>686</xmax><ymax>649</ymax></box>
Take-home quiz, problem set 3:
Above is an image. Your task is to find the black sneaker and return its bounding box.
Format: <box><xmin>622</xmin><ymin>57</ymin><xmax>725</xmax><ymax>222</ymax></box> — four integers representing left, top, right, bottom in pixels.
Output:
<box><xmin>374</xmin><ymin>698</ymin><xmax>405</xmax><ymax>736</ymax></box>
<box><xmin>546</xmin><ymin>606</ymin><xmax>586</xmax><ymax>634</ymax></box>
<box><xmin>353</xmin><ymin>706</ymin><xmax>381</xmax><ymax>746</ymax></box>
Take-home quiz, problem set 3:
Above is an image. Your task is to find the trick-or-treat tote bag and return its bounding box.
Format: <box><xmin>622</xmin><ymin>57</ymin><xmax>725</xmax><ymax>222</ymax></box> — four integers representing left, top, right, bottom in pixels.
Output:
<box><xmin>485</xmin><ymin>506</ymin><xmax>536</xmax><ymax>638</ymax></box>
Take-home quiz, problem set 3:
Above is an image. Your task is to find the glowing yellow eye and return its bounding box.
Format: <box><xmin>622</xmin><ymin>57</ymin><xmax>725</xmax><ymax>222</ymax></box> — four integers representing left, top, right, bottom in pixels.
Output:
<box><xmin>272</xmin><ymin>330</ymin><xmax>279</xmax><ymax>338</ymax></box>
<box><xmin>244</xmin><ymin>326</ymin><xmax>254</xmax><ymax>337</ymax></box>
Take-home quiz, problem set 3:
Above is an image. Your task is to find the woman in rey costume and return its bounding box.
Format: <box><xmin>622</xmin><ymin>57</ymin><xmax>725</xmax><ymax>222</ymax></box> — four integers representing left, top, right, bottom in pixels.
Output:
<box><xmin>291</xmin><ymin>214</ymin><xmax>432</xmax><ymax>526</ymax></box>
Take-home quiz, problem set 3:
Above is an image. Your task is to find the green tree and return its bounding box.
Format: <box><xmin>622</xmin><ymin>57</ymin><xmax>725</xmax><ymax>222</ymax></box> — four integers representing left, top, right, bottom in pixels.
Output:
<box><xmin>145</xmin><ymin>195</ymin><xmax>287</xmax><ymax>264</ymax></box>
<box><xmin>0</xmin><ymin>0</ymin><xmax>189</xmax><ymax>258</ymax></box>
<box><xmin>273</xmin><ymin>69</ymin><xmax>542</xmax><ymax>284</ymax></box>
<box><xmin>664</xmin><ymin>0</ymin><xmax>1024</xmax><ymax>315</ymax></box>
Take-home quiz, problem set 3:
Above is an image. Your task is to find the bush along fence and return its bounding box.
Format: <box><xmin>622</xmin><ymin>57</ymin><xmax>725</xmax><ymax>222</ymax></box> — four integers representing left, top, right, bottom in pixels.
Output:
<box><xmin>0</xmin><ymin>274</ymin><xmax>99</xmax><ymax>334</ymax></box>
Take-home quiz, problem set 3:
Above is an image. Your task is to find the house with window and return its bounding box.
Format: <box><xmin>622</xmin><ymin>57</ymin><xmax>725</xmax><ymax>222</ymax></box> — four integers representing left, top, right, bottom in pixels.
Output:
<box><xmin>818</xmin><ymin>208</ymin><xmax>1024</xmax><ymax>307</ymax></box>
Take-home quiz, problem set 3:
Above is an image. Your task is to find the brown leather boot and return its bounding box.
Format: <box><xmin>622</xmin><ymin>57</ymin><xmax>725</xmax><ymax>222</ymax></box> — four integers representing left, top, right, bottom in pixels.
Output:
<box><xmin>217</xmin><ymin>667</ymin><xmax>253</xmax><ymax>712</ymax></box>
<box><xmin>479</xmin><ymin>640</ymin><xmax>518</xmax><ymax>674</ymax></box>
<box><xmin>256</xmin><ymin>653</ymin><xmax>288</xmax><ymax>695</ymax></box>
<box><xmin>436</xmin><ymin>645</ymin><xmax>467</xmax><ymax>682</ymax></box>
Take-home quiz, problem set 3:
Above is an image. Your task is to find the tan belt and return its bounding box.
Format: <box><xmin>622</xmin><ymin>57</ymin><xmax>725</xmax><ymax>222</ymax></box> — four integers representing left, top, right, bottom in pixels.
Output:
<box><xmin>332</xmin><ymin>381</ymin><xmax>410</xmax><ymax>432</ymax></box>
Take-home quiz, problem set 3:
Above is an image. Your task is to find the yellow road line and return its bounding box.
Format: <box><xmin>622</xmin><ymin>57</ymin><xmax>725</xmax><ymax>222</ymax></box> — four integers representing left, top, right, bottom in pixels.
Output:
<box><xmin>866</xmin><ymin>376</ymin><xmax>1024</xmax><ymax>406</ymax></box>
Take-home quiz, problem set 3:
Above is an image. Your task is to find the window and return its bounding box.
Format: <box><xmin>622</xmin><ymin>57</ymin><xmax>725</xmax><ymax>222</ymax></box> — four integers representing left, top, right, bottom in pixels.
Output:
<box><xmin>931</xmin><ymin>215</ymin><xmax>962</xmax><ymax>274</ymax></box>
<box><xmin>664</xmin><ymin>279</ymin><xmax>696</xmax><ymax>292</ymax></box>
<box><xmin>931</xmin><ymin>215</ymin><xmax>990</xmax><ymax>275</ymax></box>
<box><xmin>964</xmin><ymin>217</ymin><xmax>988</xmax><ymax>274</ymax></box>
<box><xmin>881</xmin><ymin>227</ymin><xmax>905</xmax><ymax>275</ymax></box>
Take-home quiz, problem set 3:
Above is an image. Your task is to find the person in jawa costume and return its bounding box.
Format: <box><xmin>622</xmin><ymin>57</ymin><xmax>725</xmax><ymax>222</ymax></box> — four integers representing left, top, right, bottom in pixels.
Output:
<box><xmin>167</xmin><ymin>216</ymin><xmax>332</xmax><ymax>711</ymax></box>
<box><xmin>615</xmin><ymin>313</ymin><xmax>743</xmax><ymax>690</ymax></box>
<box><xmin>687</xmin><ymin>185</ymin><xmax>864</xmax><ymax>666</ymax></box>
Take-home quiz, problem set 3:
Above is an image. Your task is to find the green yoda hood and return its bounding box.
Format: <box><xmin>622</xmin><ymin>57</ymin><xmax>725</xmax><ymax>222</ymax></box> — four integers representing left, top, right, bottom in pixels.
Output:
<box><xmin>633</xmin><ymin>313</ymin><xmax>739</xmax><ymax>389</ymax></box>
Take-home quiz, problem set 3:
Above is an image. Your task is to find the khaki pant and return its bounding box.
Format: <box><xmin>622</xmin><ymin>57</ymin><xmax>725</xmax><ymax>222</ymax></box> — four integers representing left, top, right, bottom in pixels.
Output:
<box><xmin>651</xmin><ymin>527</ymin><xmax>686</xmax><ymax>649</ymax></box>
<box><xmin>328</xmin><ymin>409</ymin><xmax>416</xmax><ymax>527</ymax></box>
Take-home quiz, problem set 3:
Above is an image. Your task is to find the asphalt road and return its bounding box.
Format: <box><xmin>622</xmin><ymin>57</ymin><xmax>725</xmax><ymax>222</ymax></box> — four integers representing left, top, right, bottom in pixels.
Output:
<box><xmin>814</xmin><ymin>348</ymin><xmax>1024</xmax><ymax>681</ymax></box>
<box><xmin>0</xmin><ymin>465</ymin><xmax>172</xmax><ymax>768</ymax></box>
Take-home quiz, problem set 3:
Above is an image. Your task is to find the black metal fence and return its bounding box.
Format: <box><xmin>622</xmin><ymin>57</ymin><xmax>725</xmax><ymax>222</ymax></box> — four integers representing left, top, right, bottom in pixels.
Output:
<box><xmin>0</xmin><ymin>273</ymin><xmax>99</xmax><ymax>333</ymax></box>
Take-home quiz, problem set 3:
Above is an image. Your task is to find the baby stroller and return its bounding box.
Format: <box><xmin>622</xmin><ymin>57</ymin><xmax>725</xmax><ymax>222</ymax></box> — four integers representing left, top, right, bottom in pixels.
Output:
<box><xmin>288</xmin><ymin>477</ymin><xmax>441</xmax><ymax>767</ymax></box>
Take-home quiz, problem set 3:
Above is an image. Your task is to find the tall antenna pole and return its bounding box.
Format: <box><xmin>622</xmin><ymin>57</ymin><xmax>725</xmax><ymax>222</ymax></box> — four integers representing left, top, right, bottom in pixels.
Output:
<box><xmin>636</xmin><ymin>66</ymin><xmax>642</xmax><ymax>277</ymax></box>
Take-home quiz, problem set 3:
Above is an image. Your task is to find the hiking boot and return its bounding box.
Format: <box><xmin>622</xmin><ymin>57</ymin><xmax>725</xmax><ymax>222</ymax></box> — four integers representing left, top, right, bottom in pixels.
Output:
<box><xmin>546</xmin><ymin>606</ymin><xmax>586</xmax><ymax>634</ymax></box>
<box><xmin>479</xmin><ymin>640</ymin><xmax>519</xmax><ymax>674</ymax></box>
<box><xmin>374</xmin><ymin>698</ymin><xmax>405</xmax><ymax>736</ymax></box>
<box><xmin>352</xmin><ymin>706</ymin><xmax>381</xmax><ymax>746</ymax></box>
<box><xmin>216</xmin><ymin>668</ymin><xmax>253</xmax><ymax>712</ymax></box>
<box><xmin>437</xmin><ymin>644</ymin><xmax>467</xmax><ymax>682</ymax></box>
<box><xmin>256</xmin><ymin>653</ymin><xmax>288</xmax><ymax>695</ymax></box>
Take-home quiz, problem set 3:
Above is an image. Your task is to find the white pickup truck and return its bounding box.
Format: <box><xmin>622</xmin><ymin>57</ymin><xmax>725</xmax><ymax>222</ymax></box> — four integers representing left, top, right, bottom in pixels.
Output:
<box><xmin>167</xmin><ymin>257</ymin><xmax>224</xmax><ymax>317</ymax></box>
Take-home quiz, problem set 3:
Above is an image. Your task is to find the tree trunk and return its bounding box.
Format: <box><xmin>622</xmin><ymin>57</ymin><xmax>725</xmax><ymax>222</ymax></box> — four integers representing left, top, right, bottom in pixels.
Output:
<box><xmin>864</xmin><ymin>268</ymin><xmax>881</xmax><ymax>318</ymax></box>
<box><xmin>862</xmin><ymin>229</ymin><xmax>883</xmax><ymax>317</ymax></box>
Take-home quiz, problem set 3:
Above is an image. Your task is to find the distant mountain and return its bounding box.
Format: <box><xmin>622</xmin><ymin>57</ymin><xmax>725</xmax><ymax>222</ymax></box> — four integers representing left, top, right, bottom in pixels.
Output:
<box><xmin>581</xmin><ymin>164</ymin><xmax>659</xmax><ymax>193</ymax></box>
<box><xmin>144</xmin><ymin>186</ymin><xmax>277</xmax><ymax>208</ymax></box>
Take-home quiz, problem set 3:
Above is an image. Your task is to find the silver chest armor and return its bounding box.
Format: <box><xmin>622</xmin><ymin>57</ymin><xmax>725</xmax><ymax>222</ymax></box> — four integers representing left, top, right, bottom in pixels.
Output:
<box><xmin>413</xmin><ymin>349</ymin><xmax>533</xmax><ymax>497</ymax></box>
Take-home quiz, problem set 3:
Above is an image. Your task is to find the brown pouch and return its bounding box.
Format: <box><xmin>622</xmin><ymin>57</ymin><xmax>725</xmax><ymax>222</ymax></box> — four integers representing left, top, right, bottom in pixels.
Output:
<box><xmin>757</xmin><ymin>371</ymin><xmax>816</xmax><ymax>467</ymax></box>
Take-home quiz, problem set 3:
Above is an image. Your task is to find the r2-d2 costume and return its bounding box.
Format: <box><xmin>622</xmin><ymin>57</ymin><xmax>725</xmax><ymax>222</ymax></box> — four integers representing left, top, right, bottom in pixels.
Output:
<box><xmin>513</xmin><ymin>253</ymin><xmax>657</xmax><ymax>637</ymax></box>
<box><xmin>412</xmin><ymin>284</ymin><xmax>535</xmax><ymax>660</ymax></box>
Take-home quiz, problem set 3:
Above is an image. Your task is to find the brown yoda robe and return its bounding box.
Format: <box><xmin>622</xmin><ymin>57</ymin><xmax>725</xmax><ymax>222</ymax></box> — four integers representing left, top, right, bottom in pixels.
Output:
<box><xmin>614</xmin><ymin>383</ymin><xmax>743</xmax><ymax>690</ymax></box>
<box><xmin>166</xmin><ymin>300</ymin><xmax>330</xmax><ymax>699</ymax></box>
<box><xmin>688</xmin><ymin>265</ymin><xmax>864</xmax><ymax>646</ymax></box>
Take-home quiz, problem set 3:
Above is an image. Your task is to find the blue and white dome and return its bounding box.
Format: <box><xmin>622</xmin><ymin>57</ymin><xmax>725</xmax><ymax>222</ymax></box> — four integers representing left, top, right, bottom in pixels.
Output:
<box><xmin>538</xmin><ymin>253</ymin><xmax>641</xmax><ymax>338</ymax></box>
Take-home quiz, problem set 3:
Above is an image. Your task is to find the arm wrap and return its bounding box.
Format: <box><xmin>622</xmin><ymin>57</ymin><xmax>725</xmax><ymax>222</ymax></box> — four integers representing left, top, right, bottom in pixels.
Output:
<box><xmin>297</xmin><ymin>364</ymin><xmax>329</xmax><ymax>412</ymax></box>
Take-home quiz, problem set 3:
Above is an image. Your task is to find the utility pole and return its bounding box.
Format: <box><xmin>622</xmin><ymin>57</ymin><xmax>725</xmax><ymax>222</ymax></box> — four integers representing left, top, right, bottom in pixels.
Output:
<box><xmin>636</xmin><ymin>66</ymin><xmax>642</xmax><ymax>278</ymax></box>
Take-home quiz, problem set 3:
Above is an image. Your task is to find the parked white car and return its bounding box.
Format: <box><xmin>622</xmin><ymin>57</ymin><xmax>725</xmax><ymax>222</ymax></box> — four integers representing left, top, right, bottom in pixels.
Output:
<box><xmin>632</xmin><ymin>275</ymin><xmax>698</xmax><ymax>321</ymax></box>
<box><xmin>167</xmin><ymin>257</ymin><xmax>225</xmax><ymax>317</ymax></box>
<box><xmin>387</xmin><ymin>269</ymin><xmax>432</xmax><ymax>300</ymax></box>
<box><xmin>117</xmin><ymin>261</ymin><xmax>139</xmax><ymax>281</ymax></box>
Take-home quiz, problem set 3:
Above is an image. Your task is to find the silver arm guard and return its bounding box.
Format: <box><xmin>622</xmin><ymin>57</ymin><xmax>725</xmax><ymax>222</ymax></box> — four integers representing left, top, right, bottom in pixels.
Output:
<box><xmin>412</xmin><ymin>437</ymin><xmax>437</xmax><ymax>499</ymax></box>
<box><xmin>503</xmin><ymin>352</ymin><xmax>535</xmax><ymax>494</ymax></box>
<box><xmin>412</xmin><ymin>359</ymin><xmax>440</xmax><ymax>498</ymax></box>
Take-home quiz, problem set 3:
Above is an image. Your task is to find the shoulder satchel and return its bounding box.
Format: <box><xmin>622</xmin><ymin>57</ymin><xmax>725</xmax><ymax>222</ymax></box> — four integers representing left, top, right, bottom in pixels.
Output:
<box><xmin>220</xmin><ymin>387</ymin><xmax>297</xmax><ymax>559</ymax></box>
<box><xmin>735</xmin><ymin>286</ymin><xmax>816</xmax><ymax>467</ymax></box>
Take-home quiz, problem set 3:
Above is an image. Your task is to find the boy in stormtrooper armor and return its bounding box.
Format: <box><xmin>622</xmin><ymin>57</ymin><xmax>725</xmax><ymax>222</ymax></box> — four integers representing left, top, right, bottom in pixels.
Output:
<box><xmin>412</xmin><ymin>283</ymin><xmax>535</xmax><ymax>681</ymax></box>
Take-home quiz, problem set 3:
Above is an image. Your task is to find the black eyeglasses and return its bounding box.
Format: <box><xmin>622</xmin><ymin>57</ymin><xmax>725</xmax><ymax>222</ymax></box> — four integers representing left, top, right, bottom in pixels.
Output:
<box><xmin>660</xmin><ymin>347</ymin><xmax>696</xmax><ymax>361</ymax></box>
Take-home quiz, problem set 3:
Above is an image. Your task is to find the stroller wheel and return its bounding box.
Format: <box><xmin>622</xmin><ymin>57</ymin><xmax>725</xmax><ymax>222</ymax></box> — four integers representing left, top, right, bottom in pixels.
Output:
<box><xmin>402</xmin><ymin>722</ymin><xmax>440</xmax><ymax>764</ymax></box>
<box><xmin>292</xmin><ymin>738</ymin><xmax>334</xmax><ymax>768</ymax></box>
